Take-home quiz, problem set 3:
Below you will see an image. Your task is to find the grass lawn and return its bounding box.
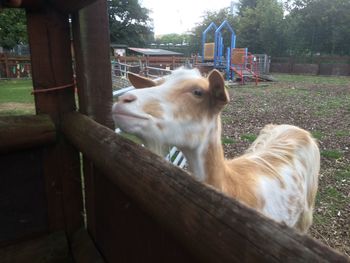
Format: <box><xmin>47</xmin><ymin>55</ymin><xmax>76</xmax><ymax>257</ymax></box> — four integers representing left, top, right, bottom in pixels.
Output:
<box><xmin>273</xmin><ymin>73</ymin><xmax>350</xmax><ymax>85</ymax></box>
<box><xmin>0</xmin><ymin>79</ymin><xmax>35</xmax><ymax>115</ymax></box>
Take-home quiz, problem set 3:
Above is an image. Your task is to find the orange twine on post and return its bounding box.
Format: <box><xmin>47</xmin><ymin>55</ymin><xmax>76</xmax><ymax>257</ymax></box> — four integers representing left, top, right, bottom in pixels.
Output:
<box><xmin>31</xmin><ymin>82</ymin><xmax>76</xmax><ymax>95</ymax></box>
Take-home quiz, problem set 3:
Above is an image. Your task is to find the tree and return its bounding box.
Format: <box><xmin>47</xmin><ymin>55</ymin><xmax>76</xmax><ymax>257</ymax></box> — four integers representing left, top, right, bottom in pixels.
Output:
<box><xmin>236</xmin><ymin>0</ymin><xmax>286</xmax><ymax>56</ymax></box>
<box><xmin>108</xmin><ymin>0</ymin><xmax>154</xmax><ymax>47</ymax></box>
<box><xmin>191</xmin><ymin>0</ymin><xmax>350</xmax><ymax>57</ymax></box>
<box><xmin>285</xmin><ymin>0</ymin><xmax>350</xmax><ymax>55</ymax></box>
<box><xmin>153</xmin><ymin>33</ymin><xmax>193</xmax><ymax>56</ymax></box>
<box><xmin>190</xmin><ymin>0</ymin><xmax>285</xmax><ymax>56</ymax></box>
<box><xmin>255</xmin><ymin>0</ymin><xmax>286</xmax><ymax>55</ymax></box>
<box><xmin>237</xmin><ymin>0</ymin><xmax>258</xmax><ymax>15</ymax></box>
<box><xmin>0</xmin><ymin>9</ymin><xmax>27</xmax><ymax>50</ymax></box>
<box><xmin>156</xmin><ymin>34</ymin><xmax>189</xmax><ymax>46</ymax></box>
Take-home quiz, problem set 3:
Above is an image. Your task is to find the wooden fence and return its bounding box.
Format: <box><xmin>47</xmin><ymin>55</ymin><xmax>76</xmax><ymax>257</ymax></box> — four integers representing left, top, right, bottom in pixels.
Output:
<box><xmin>0</xmin><ymin>54</ymin><xmax>31</xmax><ymax>78</ymax></box>
<box><xmin>0</xmin><ymin>1</ymin><xmax>349</xmax><ymax>262</ymax></box>
<box><xmin>270</xmin><ymin>56</ymin><xmax>350</xmax><ymax>76</ymax></box>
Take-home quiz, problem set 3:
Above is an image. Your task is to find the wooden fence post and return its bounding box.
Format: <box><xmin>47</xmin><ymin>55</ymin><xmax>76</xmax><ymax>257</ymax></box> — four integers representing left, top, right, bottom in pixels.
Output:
<box><xmin>71</xmin><ymin>0</ymin><xmax>113</xmax><ymax>242</ymax></box>
<box><xmin>26</xmin><ymin>4</ymin><xmax>84</xmax><ymax>237</ymax></box>
<box><xmin>4</xmin><ymin>53</ymin><xmax>9</xmax><ymax>78</ymax></box>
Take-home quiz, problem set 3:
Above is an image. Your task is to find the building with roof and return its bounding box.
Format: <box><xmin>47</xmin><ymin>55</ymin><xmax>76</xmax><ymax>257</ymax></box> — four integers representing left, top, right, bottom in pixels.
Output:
<box><xmin>128</xmin><ymin>47</ymin><xmax>183</xmax><ymax>57</ymax></box>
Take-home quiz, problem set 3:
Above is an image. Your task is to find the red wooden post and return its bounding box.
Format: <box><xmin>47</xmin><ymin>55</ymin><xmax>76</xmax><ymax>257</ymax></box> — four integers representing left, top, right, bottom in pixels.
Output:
<box><xmin>4</xmin><ymin>53</ymin><xmax>10</xmax><ymax>78</ymax></box>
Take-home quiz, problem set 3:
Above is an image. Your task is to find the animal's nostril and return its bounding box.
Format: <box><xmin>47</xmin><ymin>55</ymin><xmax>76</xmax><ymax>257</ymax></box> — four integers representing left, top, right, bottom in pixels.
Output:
<box><xmin>120</xmin><ymin>93</ymin><xmax>137</xmax><ymax>103</ymax></box>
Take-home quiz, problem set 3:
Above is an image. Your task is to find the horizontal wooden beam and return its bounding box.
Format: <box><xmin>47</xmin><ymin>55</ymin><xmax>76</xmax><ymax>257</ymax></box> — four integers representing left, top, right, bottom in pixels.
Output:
<box><xmin>0</xmin><ymin>114</ymin><xmax>56</xmax><ymax>154</ymax></box>
<box><xmin>0</xmin><ymin>0</ymin><xmax>43</xmax><ymax>9</ymax></box>
<box><xmin>62</xmin><ymin>112</ymin><xmax>349</xmax><ymax>263</ymax></box>
<box><xmin>49</xmin><ymin>0</ymin><xmax>98</xmax><ymax>13</ymax></box>
<box><xmin>1</xmin><ymin>0</ymin><xmax>98</xmax><ymax>12</ymax></box>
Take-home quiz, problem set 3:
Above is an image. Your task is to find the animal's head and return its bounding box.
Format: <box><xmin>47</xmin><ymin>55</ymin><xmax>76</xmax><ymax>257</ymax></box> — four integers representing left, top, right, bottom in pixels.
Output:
<box><xmin>112</xmin><ymin>68</ymin><xmax>229</xmax><ymax>154</ymax></box>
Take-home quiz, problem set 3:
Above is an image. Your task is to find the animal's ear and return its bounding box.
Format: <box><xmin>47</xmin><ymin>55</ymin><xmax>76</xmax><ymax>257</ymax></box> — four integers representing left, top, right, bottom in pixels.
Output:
<box><xmin>128</xmin><ymin>73</ymin><xmax>158</xmax><ymax>89</ymax></box>
<box><xmin>208</xmin><ymin>70</ymin><xmax>229</xmax><ymax>105</ymax></box>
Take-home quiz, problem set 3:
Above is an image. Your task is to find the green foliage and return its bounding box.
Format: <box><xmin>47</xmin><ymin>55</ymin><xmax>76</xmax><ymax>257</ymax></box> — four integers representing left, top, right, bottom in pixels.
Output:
<box><xmin>189</xmin><ymin>0</ymin><xmax>285</xmax><ymax>55</ymax></box>
<box><xmin>237</xmin><ymin>0</ymin><xmax>258</xmax><ymax>13</ymax></box>
<box><xmin>311</xmin><ymin>130</ymin><xmax>323</xmax><ymax>140</ymax></box>
<box><xmin>335</xmin><ymin>168</ymin><xmax>350</xmax><ymax>180</ymax></box>
<box><xmin>286</xmin><ymin>0</ymin><xmax>350</xmax><ymax>55</ymax></box>
<box><xmin>108</xmin><ymin>0</ymin><xmax>154</xmax><ymax>47</ymax></box>
<box><xmin>335</xmin><ymin>130</ymin><xmax>350</xmax><ymax>137</ymax></box>
<box><xmin>321</xmin><ymin>150</ymin><xmax>343</xmax><ymax>160</ymax></box>
<box><xmin>241</xmin><ymin>133</ymin><xmax>257</xmax><ymax>142</ymax></box>
<box><xmin>153</xmin><ymin>33</ymin><xmax>192</xmax><ymax>55</ymax></box>
<box><xmin>222</xmin><ymin>137</ymin><xmax>236</xmax><ymax>145</ymax></box>
<box><xmin>156</xmin><ymin>33</ymin><xmax>189</xmax><ymax>45</ymax></box>
<box><xmin>237</xmin><ymin>0</ymin><xmax>286</xmax><ymax>56</ymax></box>
<box><xmin>0</xmin><ymin>9</ymin><xmax>27</xmax><ymax>49</ymax></box>
<box><xmin>190</xmin><ymin>0</ymin><xmax>350</xmax><ymax>56</ymax></box>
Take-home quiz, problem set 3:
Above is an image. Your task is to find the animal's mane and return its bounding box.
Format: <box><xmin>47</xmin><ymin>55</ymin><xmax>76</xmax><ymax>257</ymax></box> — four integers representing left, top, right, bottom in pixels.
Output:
<box><xmin>163</xmin><ymin>67</ymin><xmax>202</xmax><ymax>86</ymax></box>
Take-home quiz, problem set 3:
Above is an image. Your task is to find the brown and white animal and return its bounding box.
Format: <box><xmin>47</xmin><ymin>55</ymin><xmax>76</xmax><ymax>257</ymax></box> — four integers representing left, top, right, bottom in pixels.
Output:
<box><xmin>112</xmin><ymin>68</ymin><xmax>320</xmax><ymax>233</ymax></box>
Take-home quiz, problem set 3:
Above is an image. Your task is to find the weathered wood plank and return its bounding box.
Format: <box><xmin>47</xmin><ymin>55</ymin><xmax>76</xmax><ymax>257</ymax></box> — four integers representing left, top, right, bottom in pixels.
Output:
<box><xmin>94</xmin><ymin>169</ymin><xmax>196</xmax><ymax>262</ymax></box>
<box><xmin>62</xmin><ymin>112</ymin><xmax>349</xmax><ymax>263</ymax></box>
<box><xmin>26</xmin><ymin>5</ymin><xmax>83</xmax><ymax>236</ymax></box>
<box><xmin>0</xmin><ymin>231</ymin><xmax>73</xmax><ymax>263</ymax></box>
<box><xmin>51</xmin><ymin>0</ymin><xmax>99</xmax><ymax>13</ymax></box>
<box><xmin>1</xmin><ymin>0</ymin><xmax>43</xmax><ymax>9</ymax></box>
<box><xmin>71</xmin><ymin>0</ymin><xmax>114</xmax><ymax>128</ymax></box>
<box><xmin>0</xmin><ymin>114</ymin><xmax>56</xmax><ymax>154</ymax></box>
<box><xmin>71</xmin><ymin>5</ymin><xmax>197</xmax><ymax>260</ymax></box>
<box><xmin>70</xmin><ymin>228</ymin><xmax>105</xmax><ymax>263</ymax></box>
<box><xmin>0</xmin><ymin>148</ymin><xmax>47</xmax><ymax>246</ymax></box>
<box><xmin>71</xmin><ymin>0</ymin><xmax>114</xmax><ymax>244</ymax></box>
<box><xmin>2</xmin><ymin>0</ymin><xmax>98</xmax><ymax>12</ymax></box>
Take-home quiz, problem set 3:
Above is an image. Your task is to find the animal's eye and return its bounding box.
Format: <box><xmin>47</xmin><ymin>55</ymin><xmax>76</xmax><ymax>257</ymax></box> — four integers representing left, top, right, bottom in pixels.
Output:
<box><xmin>192</xmin><ymin>88</ymin><xmax>204</xmax><ymax>97</ymax></box>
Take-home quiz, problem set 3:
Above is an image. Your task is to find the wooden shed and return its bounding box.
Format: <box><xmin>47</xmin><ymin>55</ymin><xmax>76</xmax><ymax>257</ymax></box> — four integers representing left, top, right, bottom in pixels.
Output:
<box><xmin>0</xmin><ymin>0</ymin><xmax>349</xmax><ymax>262</ymax></box>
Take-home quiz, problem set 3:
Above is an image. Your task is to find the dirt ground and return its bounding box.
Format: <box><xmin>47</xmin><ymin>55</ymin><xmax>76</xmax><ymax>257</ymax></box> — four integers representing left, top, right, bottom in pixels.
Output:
<box><xmin>221</xmin><ymin>79</ymin><xmax>350</xmax><ymax>257</ymax></box>
<box><xmin>0</xmin><ymin>102</ymin><xmax>35</xmax><ymax>116</ymax></box>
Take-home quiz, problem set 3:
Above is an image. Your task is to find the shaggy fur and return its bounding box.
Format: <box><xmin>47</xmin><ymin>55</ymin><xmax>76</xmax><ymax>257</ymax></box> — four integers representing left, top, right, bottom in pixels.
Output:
<box><xmin>112</xmin><ymin>68</ymin><xmax>320</xmax><ymax>232</ymax></box>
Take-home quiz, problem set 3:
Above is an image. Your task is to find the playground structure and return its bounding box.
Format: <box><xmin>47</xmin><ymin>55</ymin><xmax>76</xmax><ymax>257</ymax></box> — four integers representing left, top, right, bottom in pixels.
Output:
<box><xmin>202</xmin><ymin>21</ymin><xmax>235</xmax><ymax>79</ymax></box>
<box><xmin>230</xmin><ymin>48</ymin><xmax>260</xmax><ymax>84</ymax></box>
<box><xmin>0</xmin><ymin>0</ymin><xmax>348</xmax><ymax>262</ymax></box>
<box><xmin>201</xmin><ymin>20</ymin><xmax>264</xmax><ymax>83</ymax></box>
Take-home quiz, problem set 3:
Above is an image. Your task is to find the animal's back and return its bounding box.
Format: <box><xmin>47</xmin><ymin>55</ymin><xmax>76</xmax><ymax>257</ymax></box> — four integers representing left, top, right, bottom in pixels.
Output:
<box><xmin>225</xmin><ymin>124</ymin><xmax>320</xmax><ymax>232</ymax></box>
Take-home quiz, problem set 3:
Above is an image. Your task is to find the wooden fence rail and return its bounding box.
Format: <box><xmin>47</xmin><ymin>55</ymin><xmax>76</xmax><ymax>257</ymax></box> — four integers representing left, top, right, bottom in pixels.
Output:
<box><xmin>0</xmin><ymin>114</ymin><xmax>56</xmax><ymax>154</ymax></box>
<box><xmin>0</xmin><ymin>54</ymin><xmax>31</xmax><ymax>78</ymax></box>
<box><xmin>270</xmin><ymin>56</ymin><xmax>350</xmax><ymax>76</ymax></box>
<box><xmin>62</xmin><ymin>112</ymin><xmax>349</xmax><ymax>263</ymax></box>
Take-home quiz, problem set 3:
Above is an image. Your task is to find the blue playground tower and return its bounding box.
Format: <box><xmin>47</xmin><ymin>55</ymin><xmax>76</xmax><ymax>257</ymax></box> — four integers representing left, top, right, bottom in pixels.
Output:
<box><xmin>201</xmin><ymin>20</ymin><xmax>236</xmax><ymax>79</ymax></box>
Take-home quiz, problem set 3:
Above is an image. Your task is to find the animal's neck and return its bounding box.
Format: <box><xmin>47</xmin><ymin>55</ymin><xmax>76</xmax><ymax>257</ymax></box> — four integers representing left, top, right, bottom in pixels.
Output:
<box><xmin>182</xmin><ymin>117</ymin><xmax>227</xmax><ymax>188</ymax></box>
<box><xmin>144</xmin><ymin>139</ymin><xmax>169</xmax><ymax>157</ymax></box>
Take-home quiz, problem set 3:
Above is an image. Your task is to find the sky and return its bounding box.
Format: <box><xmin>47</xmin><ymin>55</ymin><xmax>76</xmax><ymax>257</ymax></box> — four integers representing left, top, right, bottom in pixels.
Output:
<box><xmin>140</xmin><ymin>0</ymin><xmax>234</xmax><ymax>36</ymax></box>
